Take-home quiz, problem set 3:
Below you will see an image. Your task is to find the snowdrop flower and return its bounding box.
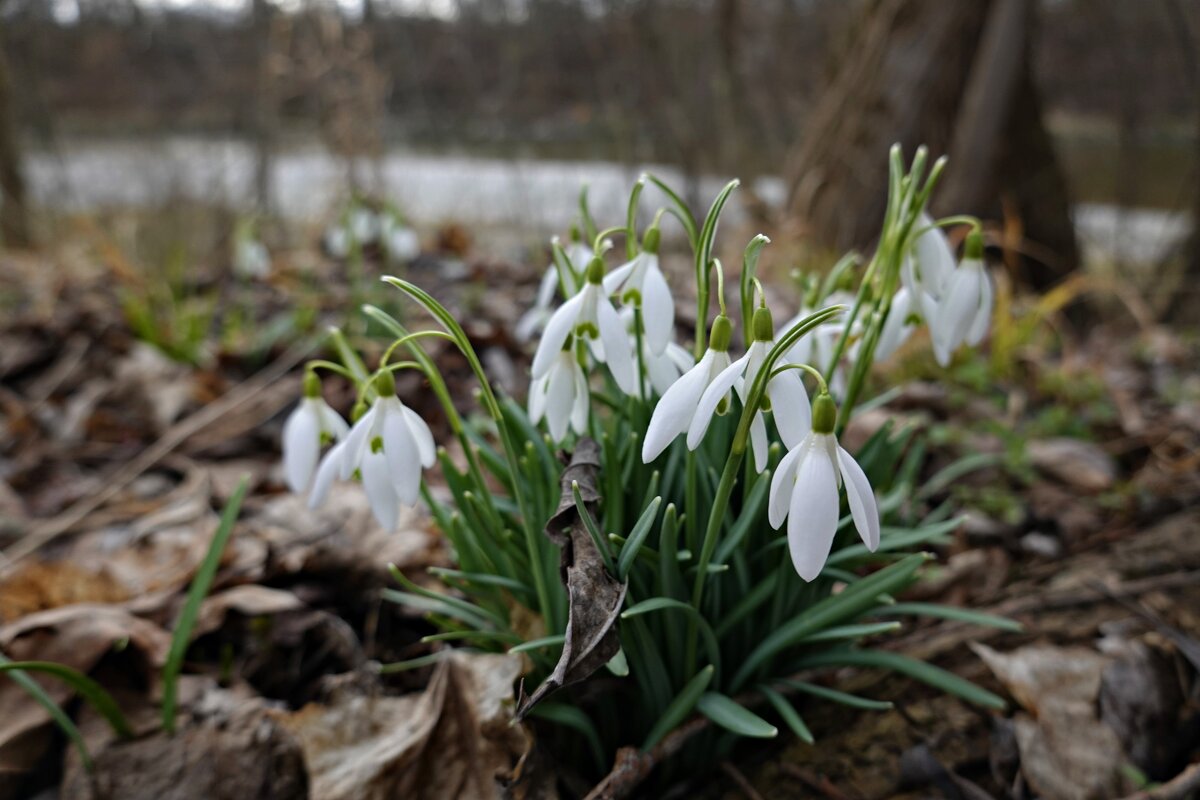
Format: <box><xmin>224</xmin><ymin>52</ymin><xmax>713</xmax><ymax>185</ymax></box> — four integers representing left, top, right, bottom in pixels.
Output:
<box><xmin>904</xmin><ymin>212</ymin><xmax>956</xmax><ymax>310</ymax></box>
<box><xmin>234</xmin><ymin>233</ymin><xmax>270</xmax><ymax>279</ymax></box>
<box><xmin>529</xmin><ymin>337</ymin><xmax>589</xmax><ymax>441</ymax></box>
<box><xmin>532</xmin><ymin>256</ymin><xmax>636</xmax><ymax>395</ymax></box>
<box><xmin>644</xmin><ymin>341</ymin><xmax>694</xmax><ymax>397</ymax></box>
<box><xmin>324</xmin><ymin>226</ymin><xmax>350</xmax><ymax>259</ymax></box>
<box><xmin>603</xmin><ymin>226</ymin><xmax>674</xmax><ymax>354</ymax></box>
<box><xmin>780</xmin><ymin>291</ymin><xmax>858</xmax><ymax>390</ymax></box>
<box><xmin>689</xmin><ymin>307</ymin><xmax>812</xmax><ymax>472</ymax></box>
<box><xmin>641</xmin><ymin>315</ymin><xmax>734</xmax><ymax>463</ymax></box>
<box><xmin>383</xmin><ymin>218</ymin><xmax>421</xmax><ymax>263</ymax></box>
<box><xmin>515</xmin><ymin>232</ymin><xmax>594</xmax><ymax>342</ymax></box>
<box><xmin>873</xmin><ymin>286</ymin><xmax>918</xmax><ymax>362</ymax></box>
<box><xmin>349</xmin><ymin>207</ymin><xmax>380</xmax><ymax>245</ymax></box>
<box><xmin>310</xmin><ymin>372</ymin><xmax>435</xmax><ymax>530</ymax></box>
<box><xmin>929</xmin><ymin>230</ymin><xmax>992</xmax><ymax>366</ymax></box>
<box><xmin>281</xmin><ymin>372</ymin><xmax>349</xmax><ymax>493</ymax></box>
<box><xmin>769</xmin><ymin>392</ymin><xmax>880</xmax><ymax>581</ymax></box>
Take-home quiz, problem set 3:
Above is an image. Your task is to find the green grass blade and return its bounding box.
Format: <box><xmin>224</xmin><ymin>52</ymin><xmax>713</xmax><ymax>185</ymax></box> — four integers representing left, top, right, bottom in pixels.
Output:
<box><xmin>622</xmin><ymin>598</ymin><xmax>721</xmax><ymax>678</ymax></box>
<box><xmin>696</xmin><ymin>692</ymin><xmax>777</xmax><ymax>738</ymax></box>
<box><xmin>758</xmin><ymin>684</ymin><xmax>814</xmax><ymax>744</ymax></box>
<box><xmin>797</xmin><ymin>621</ymin><xmax>903</xmax><ymax>643</ymax></box>
<box><xmin>0</xmin><ymin>655</ymin><xmax>95</xmax><ymax>770</ymax></box>
<box><xmin>529</xmin><ymin>702</ymin><xmax>608</xmax><ymax>774</ymax></box>
<box><xmin>871</xmin><ymin>602</ymin><xmax>1023</xmax><ymax>633</ymax></box>
<box><xmin>642</xmin><ymin>665</ymin><xmax>714</xmax><ymax>751</ymax></box>
<box><xmin>573</xmin><ymin>481</ymin><xmax>616</xmax><ymax>574</ymax></box>
<box><xmin>0</xmin><ymin>661</ymin><xmax>132</xmax><ymax>738</ymax></box>
<box><xmin>618</xmin><ymin>496</ymin><xmax>662</xmax><ymax>580</ymax></box>
<box><xmin>793</xmin><ymin>650</ymin><xmax>1006</xmax><ymax>710</ymax></box>
<box><xmin>162</xmin><ymin>475</ymin><xmax>249</xmax><ymax>733</ymax></box>
<box><xmin>781</xmin><ymin>679</ymin><xmax>893</xmax><ymax>711</ymax></box>
<box><xmin>509</xmin><ymin>635</ymin><xmax>566</xmax><ymax>655</ymax></box>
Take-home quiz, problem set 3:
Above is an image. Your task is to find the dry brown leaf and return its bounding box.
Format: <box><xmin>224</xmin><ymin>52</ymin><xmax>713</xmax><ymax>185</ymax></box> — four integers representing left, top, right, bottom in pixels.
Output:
<box><xmin>282</xmin><ymin>651</ymin><xmax>529</xmax><ymax>800</ymax></box>
<box><xmin>973</xmin><ymin>642</ymin><xmax>1131</xmax><ymax>800</ymax></box>
<box><xmin>191</xmin><ymin>585</ymin><xmax>305</xmax><ymax>639</ymax></box>
<box><xmin>517</xmin><ymin>437</ymin><xmax>626</xmax><ymax>718</ymax></box>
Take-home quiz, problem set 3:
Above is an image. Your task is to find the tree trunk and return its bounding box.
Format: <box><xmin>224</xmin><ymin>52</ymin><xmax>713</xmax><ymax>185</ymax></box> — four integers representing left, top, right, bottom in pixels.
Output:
<box><xmin>0</xmin><ymin>34</ymin><xmax>30</xmax><ymax>248</ymax></box>
<box><xmin>252</xmin><ymin>0</ymin><xmax>276</xmax><ymax>214</ymax></box>
<box><xmin>786</xmin><ymin>0</ymin><xmax>1079</xmax><ymax>288</ymax></box>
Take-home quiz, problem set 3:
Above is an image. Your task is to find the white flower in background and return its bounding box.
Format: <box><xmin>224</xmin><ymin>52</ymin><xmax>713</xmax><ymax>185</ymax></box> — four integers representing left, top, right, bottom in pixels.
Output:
<box><xmin>349</xmin><ymin>207</ymin><xmax>380</xmax><ymax>245</ymax></box>
<box><xmin>516</xmin><ymin>234</ymin><xmax>595</xmax><ymax>342</ymax></box>
<box><xmin>603</xmin><ymin>225</ymin><xmax>674</xmax><ymax>355</ymax></box>
<box><xmin>641</xmin><ymin>316</ymin><xmax>735</xmax><ymax>462</ymax></box>
<box><xmin>281</xmin><ymin>373</ymin><xmax>349</xmax><ymax>493</ymax></box>
<box><xmin>309</xmin><ymin>372</ymin><xmax>435</xmax><ymax>530</ymax></box>
<box><xmin>929</xmin><ymin>230</ymin><xmax>992</xmax><ymax>366</ymax></box>
<box><xmin>324</xmin><ymin>226</ymin><xmax>350</xmax><ymax>259</ymax></box>
<box><xmin>904</xmin><ymin>212</ymin><xmax>956</xmax><ymax>313</ymax></box>
<box><xmin>873</xmin><ymin>286</ymin><xmax>918</xmax><ymax>362</ymax></box>
<box><xmin>383</xmin><ymin>218</ymin><xmax>421</xmax><ymax>263</ymax></box>
<box><xmin>532</xmin><ymin>256</ymin><xmax>636</xmax><ymax>395</ymax></box>
<box><xmin>643</xmin><ymin>341</ymin><xmax>694</xmax><ymax>397</ymax></box>
<box><xmin>529</xmin><ymin>340</ymin><xmax>590</xmax><ymax>442</ymax></box>
<box><xmin>768</xmin><ymin>393</ymin><xmax>880</xmax><ymax>581</ymax></box>
<box><xmin>688</xmin><ymin>307</ymin><xmax>812</xmax><ymax>472</ymax></box>
<box><xmin>234</xmin><ymin>237</ymin><xmax>270</xmax><ymax>279</ymax></box>
<box><xmin>780</xmin><ymin>291</ymin><xmax>858</xmax><ymax>392</ymax></box>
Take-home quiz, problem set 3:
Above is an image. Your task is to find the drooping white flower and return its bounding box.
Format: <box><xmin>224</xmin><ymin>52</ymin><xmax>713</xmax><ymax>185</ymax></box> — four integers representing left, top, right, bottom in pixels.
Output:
<box><xmin>641</xmin><ymin>316</ymin><xmax>735</xmax><ymax>463</ymax></box>
<box><xmin>234</xmin><ymin>237</ymin><xmax>270</xmax><ymax>279</ymax></box>
<box><xmin>603</xmin><ymin>226</ymin><xmax>674</xmax><ymax>355</ymax></box>
<box><xmin>531</xmin><ymin>256</ymin><xmax>636</xmax><ymax>395</ymax></box>
<box><xmin>383</xmin><ymin>218</ymin><xmax>420</xmax><ymax>263</ymax></box>
<box><xmin>779</xmin><ymin>291</ymin><xmax>858</xmax><ymax>391</ymax></box>
<box><xmin>929</xmin><ymin>230</ymin><xmax>992</xmax><ymax>366</ymax></box>
<box><xmin>873</xmin><ymin>286</ymin><xmax>918</xmax><ymax>362</ymax></box>
<box><xmin>904</xmin><ymin>212</ymin><xmax>956</xmax><ymax>312</ymax></box>
<box><xmin>688</xmin><ymin>307</ymin><xmax>812</xmax><ymax>472</ymax></box>
<box><xmin>282</xmin><ymin>374</ymin><xmax>349</xmax><ymax>493</ymax></box>
<box><xmin>515</xmin><ymin>235</ymin><xmax>595</xmax><ymax>342</ymax></box>
<box><xmin>349</xmin><ymin>207</ymin><xmax>380</xmax><ymax>245</ymax></box>
<box><xmin>644</xmin><ymin>341</ymin><xmax>694</xmax><ymax>397</ymax></box>
<box><xmin>309</xmin><ymin>372</ymin><xmax>435</xmax><ymax>530</ymax></box>
<box><xmin>529</xmin><ymin>342</ymin><xmax>590</xmax><ymax>442</ymax></box>
<box><xmin>323</xmin><ymin>226</ymin><xmax>350</xmax><ymax>259</ymax></box>
<box><xmin>768</xmin><ymin>393</ymin><xmax>880</xmax><ymax>581</ymax></box>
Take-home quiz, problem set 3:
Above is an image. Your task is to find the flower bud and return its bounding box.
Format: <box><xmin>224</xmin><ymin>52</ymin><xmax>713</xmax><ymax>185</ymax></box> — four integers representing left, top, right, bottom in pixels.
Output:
<box><xmin>752</xmin><ymin>306</ymin><xmax>774</xmax><ymax>342</ymax></box>
<box><xmin>585</xmin><ymin>256</ymin><xmax>605</xmax><ymax>285</ymax></box>
<box><xmin>642</xmin><ymin>225</ymin><xmax>661</xmax><ymax>255</ymax></box>
<box><xmin>303</xmin><ymin>371</ymin><xmax>322</xmax><ymax>398</ymax></box>
<box><xmin>964</xmin><ymin>228</ymin><xmax>984</xmax><ymax>261</ymax></box>
<box><xmin>374</xmin><ymin>370</ymin><xmax>396</xmax><ymax>398</ymax></box>
<box><xmin>812</xmin><ymin>391</ymin><xmax>837</xmax><ymax>434</ymax></box>
<box><xmin>709</xmin><ymin>314</ymin><xmax>733</xmax><ymax>352</ymax></box>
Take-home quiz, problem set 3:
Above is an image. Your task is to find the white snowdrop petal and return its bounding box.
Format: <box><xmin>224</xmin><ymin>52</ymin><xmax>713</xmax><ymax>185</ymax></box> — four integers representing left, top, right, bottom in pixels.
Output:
<box><xmin>874</xmin><ymin>287</ymin><xmax>913</xmax><ymax>363</ymax></box>
<box><xmin>528</xmin><ymin>374</ymin><xmax>548</xmax><ymax>424</ymax></box>
<box><xmin>641</xmin><ymin>262</ymin><xmax>674</xmax><ymax>355</ymax></box>
<box><xmin>531</xmin><ymin>291</ymin><xmax>585</xmax><ymax>379</ymax></box>
<box><xmin>544</xmin><ymin>356</ymin><xmax>575</xmax><ymax>442</ymax></box>
<box><xmin>787</xmin><ymin>443</ymin><xmax>840</xmax><ymax>581</ymax></box>
<box><xmin>966</xmin><ymin>265</ymin><xmax>992</xmax><ymax>346</ymax></box>
<box><xmin>535</xmin><ymin>264</ymin><xmax>560</xmax><ymax>309</ymax></box>
<box><xmin>767</xmin><ymin>373</ymin><xmax>812</xmax><ymax>450</ymax></box>
<box><xmin>642</xmin><ymin>351</ymin><xmax>713</xmax><ymax>462</ymax></box>
<box><xmin>340</xmin><ymin>405</ymin><xmax>378</xmax><ymax>480</ymax></box>
<box><xmin>645</xmin><ymin>347</ymin><xmax>680</xmax><ymax>396</ymax></box>
<box><xmin>308</xmin><ymin>441</ymin><xmax>346</xmax><ymax>510</ymax></box>
<box><xmin>940</xmin><ymin>268</ymin><xmax>981</xmax><ymax>354</ymax></box>
<box><xmin>282</xmin><ymin>403</ymin><xmax>320</xmax><ymax>493</ymax></box>
<box><xmin>570</xmin><ymin>365</ymin><xmax>589</xmax><ymax>435</ymax></box>
<box><xmin>402</xmin><ymin>406</ymin><xmax>437</xmax><ymax>468</ymax></box>
<box><xmin>837</xmin><ymin>445</ymin><xmax>880</xmax><ymax>551</ymax></box>
<box><xmin>686</xmin><ymin>354</ymin><xmax>748</xmax><ymax>450</ymax></box>
<box><xmin>602</xmin><ymin>257</ymin><xmax>638</xmax><ymax>295</ymax></box>
<box><xmin>597</xmin><ymin>296</ymin><xmax>637</xmax><ymax>394</ymax></box>
<box><xmin>768</xmin><ymin>443</ymin><xmax>805</xmax><ymax>529</ymax></box>
<box><xmin>915</xmin><ymin>213</ymin><xmax>954</xmax><ymax>294</ymax></box>
<box><xmin>381</xmin><ymin>407</ymin><xmax>421</xmax><ymax>505</ymax></box>
<box><xmin>750</xmin><ymin>411</ymin><xmax>769</xmax><ymax>473</ymax></box>
<box><xmin>361</xmin><ymin>451</ymin><xmax>400</xmax><ymax>531</ymax></box>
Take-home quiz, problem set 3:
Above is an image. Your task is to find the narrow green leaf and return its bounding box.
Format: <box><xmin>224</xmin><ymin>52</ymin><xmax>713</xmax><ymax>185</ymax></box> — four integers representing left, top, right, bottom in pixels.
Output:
<box><xmin>573</xmin><ymin>481</ymin><xmax>616</xmax><ymax>574</ymax></box>
<box><xmin>0</xmin><ymin>655</ymin><xmax>95</xmax><ymax>770</ymax></box>
<box><xmin>530</xmin><ymin>702</ymin><xmax>608</xmax><ymax>773</ymax></box>
<box><xmin>622</xmin><ymin>598</ymin><xmax>721</xmax><ymax>678</ymax></box>
<box><xmin>714</xmin><ymin>472</ymin><xmax>771</xmax><ymax>565</ymax></box>
<box><xmin>606</xmin><ymin>647</ymin><xmax>630</xmax><ymax>677</ymax></box>
<box><xmin>825</xmin><ymin>520</ymin><xmax>959</xmax><ymax>567</ymax></box>
<box><xmin>618</xmin><ymin>496</ymin><xmax>663</xmax><ymax>580</ymax></box>
<box><xmin>642</xmin><ymin>665</ymin><xmax>714</xmax><ymax>751</ymax></box>
<box><xmin>758</xmin><ymin>685</ymin><xmax>814</xmax><ymax>744</ymax></box>
<box><xmin>387</xmin><ymin>564</ymin><xmax>507</xmax><ymax>629</ymax></box>
<box><xmin>794</xmin><ymin>650</ymin><xmax>1006</xmax><ymax>710</ymax></box>
<box><xmin>798</xmin><ymin>621</ymin><xmax>903</xmax><ymax>643</ymax></box>
<box><xmin>0</xmin><ymin>661</ymin><xmax>131</xmax><ymax>738</ymax></box>
<box><xmin>378</xmin><ymin>652</ymin><xmax>446</xmax><ymax>673</ymax></box>
<box><xmin>872</xmin><ymin>602</ymin><xmax>1023</xmax><ymax>633</ymax></box>
<box><xmin>509</xmin><ymin>635</ymin><xmax>566</xmax><ymax>655</ymax></box>
<box><xmin>782</xmin><ymin>679</ymin><xmax>893</xmax><ymax>711</ymax></box>
<box><xmin>162</xmin><ymin>476</ymin><xmax>249</xmax><ymax>733</ymax></box>
<box><xmin>696</xmin><ymin>693</ymin><xmax>777</xmax><ymax>738</ymax></box>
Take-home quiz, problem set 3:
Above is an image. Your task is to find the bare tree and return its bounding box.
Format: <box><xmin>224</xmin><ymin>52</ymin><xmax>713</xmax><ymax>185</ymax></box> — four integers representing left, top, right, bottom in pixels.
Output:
<box><xmin>0</xmin><ymin>33</ymin><xmax>30</xmax><ymax>247</ymax></box>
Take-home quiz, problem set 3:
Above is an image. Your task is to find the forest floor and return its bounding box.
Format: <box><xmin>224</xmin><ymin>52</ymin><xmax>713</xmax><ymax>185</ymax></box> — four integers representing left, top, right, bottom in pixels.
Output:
<box><xmin>0</xmin><ymin>224</ymin><xmax>1198</xmax><ymax>800</ymax></box>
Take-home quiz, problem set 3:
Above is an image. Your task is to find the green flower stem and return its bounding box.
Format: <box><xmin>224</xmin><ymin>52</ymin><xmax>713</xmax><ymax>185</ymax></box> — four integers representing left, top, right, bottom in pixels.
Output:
<box><xmin>740</xmin><ymin>235</ymin><xmax>770</xmax><ymax>346</ymax></box>
<box><xmin>592</xmin><ymin>225</ymin><xmax>629</xmax><ymax>255</ymax></box>
<box><xmin>303</xmin><ymin>359</ymin><xmax>359</xmax><ymax>383</ymax></box>
<box><xmin>381</xmin><ymin>278</ymin><xmax>558</xmax><ymax>633</ymax></box>
<box><xmin>625</xmin><ymin>178</ymin><xmax>646</xmax><ymax>259</ymax></box>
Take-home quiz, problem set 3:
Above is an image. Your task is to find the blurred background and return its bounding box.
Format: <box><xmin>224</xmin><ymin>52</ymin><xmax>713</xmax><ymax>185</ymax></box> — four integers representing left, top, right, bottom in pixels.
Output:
<box><xmin>0</xmin><ymin>0</ymin><xmax>1197</xmax><ymax>318</ymax></box>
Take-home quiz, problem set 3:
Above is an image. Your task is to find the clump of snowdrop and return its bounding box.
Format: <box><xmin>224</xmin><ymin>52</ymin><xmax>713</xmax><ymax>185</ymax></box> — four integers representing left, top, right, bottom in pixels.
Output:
<box><xmin>276</xmin><ymin>148</ymin><xmax>1007</xmax><ymax>786</ymax></box>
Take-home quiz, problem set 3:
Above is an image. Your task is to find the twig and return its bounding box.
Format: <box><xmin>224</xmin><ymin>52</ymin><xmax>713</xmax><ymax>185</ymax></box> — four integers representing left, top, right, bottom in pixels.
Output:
<box><xmin>1</xmin><ymin>343</ymin><xmax>311</xmax><ymax>571</ymax></box>
<box><xmin>779</xmin><ymin>763</ymin><xmax>857</xmax><ymax>800</ymax></box>
<box><xmin>583</xmin><ymin>717</ymin><xmax>708</xmax><ymax>800</ymax></box>
<box><xmin>1117</xmin><ymin>761</ymin><xmax>1200</xmax><ymax>800</ymax></box>
<box><xmin>720</xmin><ymin>761</ymin><xmax>766</xmax><ymax>800</ymax></box>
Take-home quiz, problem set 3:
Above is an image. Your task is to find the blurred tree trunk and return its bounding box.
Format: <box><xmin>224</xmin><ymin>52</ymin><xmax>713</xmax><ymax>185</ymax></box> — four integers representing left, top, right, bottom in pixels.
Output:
<box><xmin>0</xmin><ymin>35</ymin><xmax>29</xmax><ymax>247</ymax></box>
<box><xmin>786</xmin><ymin>0</ymin><xmax>1078</xmax><ymax>289</ymax></box>
<box><xmin>252</xmin><ymin>0</ymin><xmax>276</xmax><ymax>214</ymax></box>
